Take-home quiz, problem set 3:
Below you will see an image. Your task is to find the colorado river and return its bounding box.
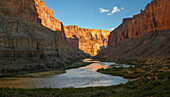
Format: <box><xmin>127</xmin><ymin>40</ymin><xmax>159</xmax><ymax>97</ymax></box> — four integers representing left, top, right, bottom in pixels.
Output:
<box><xmin>0</xmin><ymin>59</ymin><xmax>130</xmax><ymax>88</ymax></box>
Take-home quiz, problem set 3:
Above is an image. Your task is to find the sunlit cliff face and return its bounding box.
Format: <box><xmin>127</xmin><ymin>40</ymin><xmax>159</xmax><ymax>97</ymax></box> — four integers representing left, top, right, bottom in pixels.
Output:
<box><xmin>34</xmin><ymin>0</ymin><xmax>66</xmax><ymax>41</ymax></box>
<box><xmin>34</xmin><ymin>0</ymin><xmax>61</xmax><ymax>31</ymax></box>
<box><xmin>64</xmin><ymin>26</ymin><xmax>110</xmax><ymax>56</ymax></box>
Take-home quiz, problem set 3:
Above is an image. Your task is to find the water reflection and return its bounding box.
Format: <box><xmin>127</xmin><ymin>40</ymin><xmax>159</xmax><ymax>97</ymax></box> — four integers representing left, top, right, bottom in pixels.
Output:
<box><xmin>84</xmin><ymin>63</ymin><xmax>108</xmax><ymax>71</ymax></box>
<box><xmin>83</xmin><ymin>58</ymin><xmax>100</xmax><ymax>63</ymax></box>
<box><xmin>0</xmin><ymin>59</ymin><xmax>130</xmax><ymax>88</ymax></box>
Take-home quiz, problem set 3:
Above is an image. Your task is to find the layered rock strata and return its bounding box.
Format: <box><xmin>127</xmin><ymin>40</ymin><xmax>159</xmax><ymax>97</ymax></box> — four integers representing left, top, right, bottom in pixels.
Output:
<box><xmin>0</xmin><ymin>35</ymin><xmax>45</xmax><ymax>61</ymax></box>
<box><xmin>108</xmin><ymin>0</ymin><xmax>170</xmax><ymax>46</ymax></box>
<box><xmin>0</xmin><ymin>14</ymin><xmax>58</xmax><ymax>61</ymax></box>
<box><xmin>64</xmin><ymin>26</ymin><xmax>110</xmax><ymax>56</ymax></box>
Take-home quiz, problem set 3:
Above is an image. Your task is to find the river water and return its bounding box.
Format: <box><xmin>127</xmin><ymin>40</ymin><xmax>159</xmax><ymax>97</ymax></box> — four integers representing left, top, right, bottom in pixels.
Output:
<box><xmin>0</xmin><ymin>59</ymin><xmax>131</xmax><ymax>88</ymax></box>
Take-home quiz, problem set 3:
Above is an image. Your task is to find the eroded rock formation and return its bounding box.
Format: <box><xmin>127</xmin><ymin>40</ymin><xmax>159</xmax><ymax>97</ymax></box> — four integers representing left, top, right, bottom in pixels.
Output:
<box><xmin>64</xmin><ymin>26</ymin><xmax>110</xmax><ymax>56</ymax></box>
<box><xmin>108</xmin><ymin>0</ymin><xmax>170</xmax><ymax>46</ymax></box>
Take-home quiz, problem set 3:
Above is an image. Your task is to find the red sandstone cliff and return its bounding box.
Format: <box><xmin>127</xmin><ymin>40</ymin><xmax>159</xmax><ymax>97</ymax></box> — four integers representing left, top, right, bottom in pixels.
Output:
<box><xmin>64</xmin><ymin>26</ymin><xmax>110</xmax><ymax>56</ymax></box>
<box><xmin>108</xmin><ymin>0</ymin><xmax>170</xmax><ymax>46</ymax></box>
<box><xmin>34</xmin><ymin>0</ymin><xmax>66</xmax><ymax>41</ymax></box>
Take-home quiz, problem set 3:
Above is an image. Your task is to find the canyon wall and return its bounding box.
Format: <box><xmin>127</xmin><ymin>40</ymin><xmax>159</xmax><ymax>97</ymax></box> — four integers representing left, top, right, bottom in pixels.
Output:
<box><xmin>95</xmin><ymin>29</ymin><xmax>170</xmax><ymax>61</ymax></box>
<box><xmin>64</xmin><ymin>26</ymin><xmax>110</xmax><ymax>56</ymax></box>
<box><xmin>0</xmin><ymin>13</ymin><xmax>59</xmax><ymax>61</ymax></box>
<box><xmin>108</xmin><ymin>0</ymin><xmax>170</xmax><ymax>46</ymax></box>
<box><xmin>0</xmin><ymin>0</ymin><xmax>41</xmax><ymax>23</ymax></box>
<box><xmin>0</xmin><ymin>0</ymin><xmax>88</xmax><ymax>75</ymax></box>
<box><xmin>0</xmin><ymin>0</ymin><xmax>58</xmax><ymax>61</ymax></box>
<box><xmin>34</xmin><ymin>0</ymin><xmax>66</xmax><ymax>41</ymax></box>
<box><xmin>0</xmin><ymin>0</ymin><xmax>66</xmax><ymax>41</ymax></box>
<box><xmin>0</xmin><ymin>36</ymin><xmax>44</xmax><ymax>61</ymax></box>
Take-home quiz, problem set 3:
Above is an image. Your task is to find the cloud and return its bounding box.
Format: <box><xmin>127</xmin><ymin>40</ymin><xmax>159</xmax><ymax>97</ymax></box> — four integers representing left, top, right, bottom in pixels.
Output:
<box><xmin>107</xmin><ymin>13</ymin><xmax>111</xmax><ymax>16</ymax></box>
<box><xmin>99</xmin><ymin>6</ymin><xmax>123</xmax><ymax>15</ymax></box>
<box><xmin>108</xmin><ymin>28</ymin><xmax>115</xmax><ymax>31</ymax></box>
<box><xmin>111</xmin><ymin>6</ymin><xmax>120</xmax><ymax>14</ymax></box>
<box><xmin>99</xmin><ymin>8</ymin><xmax>109</xmax><ymax>13</ymax></box>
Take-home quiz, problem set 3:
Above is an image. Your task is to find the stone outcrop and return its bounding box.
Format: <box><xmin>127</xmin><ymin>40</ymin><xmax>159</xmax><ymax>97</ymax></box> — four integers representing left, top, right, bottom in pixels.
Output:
<box><xmin>34</xmin><ymin>0</ymin><xmax>66</xmax><ymax>41</ymax></box>
<box><xmin>64</xmin><ymin>26</ymin><xmax>110</xmax><ymax>56</ymax></box>
<box><xmin>108</xmin><ymin>0</ymin><xmax>170</xmax><ymax>46</ymax></box>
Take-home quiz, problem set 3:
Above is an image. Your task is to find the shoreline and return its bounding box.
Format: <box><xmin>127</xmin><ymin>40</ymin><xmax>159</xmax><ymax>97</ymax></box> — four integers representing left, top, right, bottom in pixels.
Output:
<box><xmin>0</xmin><ymin>60</ymin><xmax>92</xmax><ymax>78</ymax></box>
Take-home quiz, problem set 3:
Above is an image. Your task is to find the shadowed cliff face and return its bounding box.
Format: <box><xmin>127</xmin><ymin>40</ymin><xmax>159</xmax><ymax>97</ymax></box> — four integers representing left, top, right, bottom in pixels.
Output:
<box><xmin>66</xmin><ymin>35</ymin><xmax>79</xmax><ymax>49</ymax></box>
<box><xmin>64</xmin><ymin>26</ymin><xmax>110</xmax><ymax>56</ymax></box>
<box><xmin>108</xmin><ymin>0</ymin><xmax>170</xmax><ymax>46</ymax></box>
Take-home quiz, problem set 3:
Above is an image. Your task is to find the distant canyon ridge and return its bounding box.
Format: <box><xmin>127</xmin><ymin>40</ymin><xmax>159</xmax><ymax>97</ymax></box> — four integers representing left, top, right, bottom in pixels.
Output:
<box><xmin>64</xmin><ymin>26</ymin><xmax>110</xmax><ymax>56</ymax></box>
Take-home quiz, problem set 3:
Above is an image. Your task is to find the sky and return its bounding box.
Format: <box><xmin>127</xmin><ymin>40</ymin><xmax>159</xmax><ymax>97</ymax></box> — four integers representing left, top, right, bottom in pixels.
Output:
<box><xmin>42</xmin><ymin>0</ymin><xmax>153</xmax><ymax>31</ymax></box>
